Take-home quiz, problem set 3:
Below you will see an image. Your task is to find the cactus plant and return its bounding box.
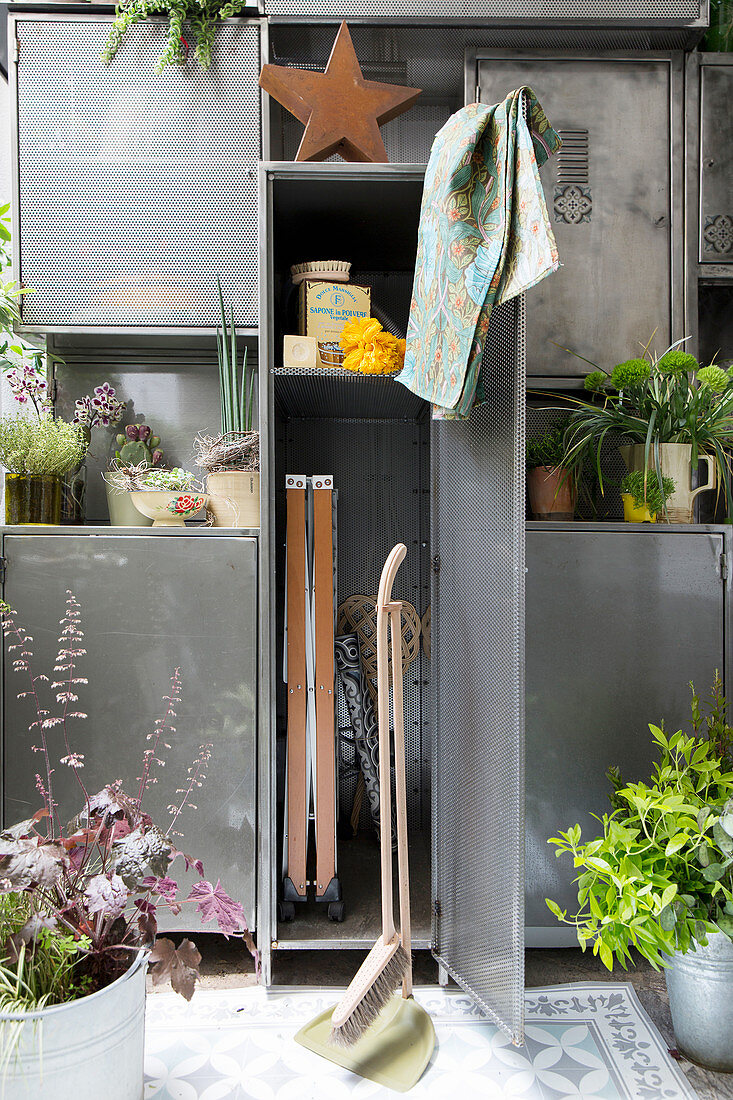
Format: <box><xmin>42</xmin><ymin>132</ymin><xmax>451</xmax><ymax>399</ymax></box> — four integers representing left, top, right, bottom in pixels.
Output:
<box><xmin>114</xmin><ymin>424</ymin><xmax>162</xmax><ymax>469</ymax></box>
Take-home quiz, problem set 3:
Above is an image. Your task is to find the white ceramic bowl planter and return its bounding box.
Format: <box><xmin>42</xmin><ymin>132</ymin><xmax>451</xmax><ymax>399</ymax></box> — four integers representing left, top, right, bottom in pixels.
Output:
<box><xmin>0</xmin><ymin>951</ymin><xmax>146</xmax><ymax>1100</ymax></box>
<box><xmin>130</xmin><ymin>489</ymin><xmax>207</xmax><ymax>527</ymax></box>
<box><xmin>207</xmin><ymin>470</ymin><xmax>260</xmax><ymax>528</ymax></box>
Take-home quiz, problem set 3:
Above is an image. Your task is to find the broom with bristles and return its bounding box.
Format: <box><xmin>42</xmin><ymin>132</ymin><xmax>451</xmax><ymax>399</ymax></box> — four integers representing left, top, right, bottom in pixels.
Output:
<box><xmin>329</xmin><ymin>543</ymin><xmax>413</xmax><ymax>1048</ymax></box>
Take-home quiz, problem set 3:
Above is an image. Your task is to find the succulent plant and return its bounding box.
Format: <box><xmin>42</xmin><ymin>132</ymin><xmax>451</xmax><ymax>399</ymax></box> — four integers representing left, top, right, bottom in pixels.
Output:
<box><xmin>114</xmin><ymin>423</ymin><xmax>162</xmax><ymax>468</ymax></box>
<box><xmin>141</xmin><ymin>467</ymin><xmax>197</xmax><ymax>492</ymax></box>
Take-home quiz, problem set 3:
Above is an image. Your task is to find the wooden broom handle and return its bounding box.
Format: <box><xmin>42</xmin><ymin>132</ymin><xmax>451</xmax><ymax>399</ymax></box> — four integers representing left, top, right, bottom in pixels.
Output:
<box><xmin>376</xmin><ymin>544</ymin><xmax>407</xmax><ymax>945</ymax></box>
<box><xmin>390</xmin><ymin>599</ymin><xmax>412</xmax><ymax>998</ymax></box>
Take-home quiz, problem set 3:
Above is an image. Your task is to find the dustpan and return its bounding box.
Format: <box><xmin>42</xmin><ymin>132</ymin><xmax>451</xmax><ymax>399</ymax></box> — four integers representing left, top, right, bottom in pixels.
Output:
<box><xmin>295</xmin><ymin>544</ymin><xmax>436</xmax><ymax>1091</ymax></box>
<box><xmin>295</xmin><ymin>993</ymin><xmax>435</xmax><ymax>1092</ymax></box>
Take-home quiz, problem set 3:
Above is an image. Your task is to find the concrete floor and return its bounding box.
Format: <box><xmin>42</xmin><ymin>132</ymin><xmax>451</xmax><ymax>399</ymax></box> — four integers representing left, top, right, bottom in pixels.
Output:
<box><xmin>151</xmin><ymin>936</ymin><xmax>733</xmax><ymax>1100</ymax></box>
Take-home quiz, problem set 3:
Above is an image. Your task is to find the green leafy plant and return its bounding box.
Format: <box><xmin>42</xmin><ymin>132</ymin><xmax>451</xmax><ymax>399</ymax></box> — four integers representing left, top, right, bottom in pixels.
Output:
<box><xmin>0</xmin><ymin>415</ymin><xmax>86</xmax><ymax>477</ymax></box>
<box><xmin>553</xmin><ymin>336</ymin><xmax>733</xmax><ymax>515</ymax></box>
<box><xmin>547</xmin><ymin>682</ymin><xmax>733</xmax><ymax>971</ymax></box>
<box><xmin>102</xmin><ymin>0</ymin><xmax>250</xmax><ymax>74</ymax></box>
<box><xmin>620</xmin><ymin>470</ymin><xmax>675</xmax><ymax>516</ymax></box>
<box><xmin>140</xmin><ymin>467</ymin><xmax>197</xmax><ymax>491</ymax></box>
<box><xmin>526</xmin><ymin>419</ymin><xmax>570</xmax><ymax>470</ymax></box>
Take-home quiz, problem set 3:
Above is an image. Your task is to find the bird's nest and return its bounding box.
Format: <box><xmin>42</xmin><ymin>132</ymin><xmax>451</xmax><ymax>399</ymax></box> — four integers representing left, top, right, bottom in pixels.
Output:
<box><xmin>193</xmin><ymin>431</ymin><xmax>260</xmax><ymax>474</ymax></box>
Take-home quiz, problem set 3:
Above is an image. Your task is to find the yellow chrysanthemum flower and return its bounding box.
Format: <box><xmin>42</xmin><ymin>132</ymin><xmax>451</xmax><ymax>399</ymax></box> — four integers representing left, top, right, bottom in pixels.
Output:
<box><xmin>339</xmin><ymin>317</ymin><xmax>406</xmax><ymax>375</ymax></box>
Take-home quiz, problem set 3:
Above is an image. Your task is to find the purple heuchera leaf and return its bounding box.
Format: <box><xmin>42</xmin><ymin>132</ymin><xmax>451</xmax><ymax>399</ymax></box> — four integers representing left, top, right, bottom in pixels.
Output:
<box><xmin>148</xmin><ymin>937</ymin><xmax>201</xmax><ymax>1001</ymax></box>
<box><xmin>0</xmin><ymin>837</ymin><xmax>68</xmax><ymax>891</ymax></box>
<box><xmin>84</xmin><ymin>872</ymin><xmax>128</xmax><ymax>920</ymax></box>
<box><xmin>185</xmin><ymin>879</ymin><xmax>245</xmax><ymax>937</ymax></box>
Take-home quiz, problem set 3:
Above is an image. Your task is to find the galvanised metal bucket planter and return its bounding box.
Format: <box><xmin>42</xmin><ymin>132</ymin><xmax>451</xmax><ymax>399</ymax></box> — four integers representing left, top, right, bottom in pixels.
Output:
<box><xmin>0</xmin><ymin>950</ymin><xmax>146</xmax><ymax>1100</ymax></box>
<box><xmin>665</xmin><ymin>931</ymin><xmax>733</xmax><ymax>1072</ymax></box>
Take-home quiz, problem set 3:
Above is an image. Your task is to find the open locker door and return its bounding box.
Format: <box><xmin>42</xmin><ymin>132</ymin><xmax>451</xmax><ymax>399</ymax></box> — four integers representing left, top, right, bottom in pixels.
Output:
<box><xmin>431</xmin><ymin>296</ymin><xmax>526</xmax><ymax>1043</ymax></box>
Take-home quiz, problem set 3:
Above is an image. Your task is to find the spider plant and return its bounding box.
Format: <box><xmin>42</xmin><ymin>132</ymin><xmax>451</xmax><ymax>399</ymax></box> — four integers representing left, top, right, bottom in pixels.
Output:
<box><xmin>552</xmin><ymin>336</ymin><xmax>733</xmax><ymax>517</ymax></box>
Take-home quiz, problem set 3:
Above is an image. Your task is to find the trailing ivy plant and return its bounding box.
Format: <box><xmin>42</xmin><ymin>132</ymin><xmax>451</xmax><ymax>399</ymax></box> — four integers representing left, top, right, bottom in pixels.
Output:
<box><xmin>102</xmin><ymin>0</ymin><xmax>251</xmax><ymax>74</ymax></box>
<box><xmin>547</xmin><ymin>680</ymin><xmax>733</xmax><ymax>971</ymax></box>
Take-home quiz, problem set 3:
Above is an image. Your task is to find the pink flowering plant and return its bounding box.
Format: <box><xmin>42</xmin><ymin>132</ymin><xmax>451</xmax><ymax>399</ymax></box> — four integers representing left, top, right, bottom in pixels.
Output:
<box><xmin>72</xmin><ymin>383</ymin><xmax>126</xmax><ymax>431</ymax></box>
<box><xmin>0</xmin><ymin>592</ymin><xmax>256</xmax><ymax>1007</ymax></box>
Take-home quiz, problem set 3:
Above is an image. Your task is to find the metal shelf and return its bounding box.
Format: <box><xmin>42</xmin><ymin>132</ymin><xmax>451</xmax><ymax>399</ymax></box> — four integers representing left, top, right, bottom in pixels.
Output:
<box><xmin>272</xmin><ymin>367</ymin><xmax>427</xmax><ymax>421</ymax></box>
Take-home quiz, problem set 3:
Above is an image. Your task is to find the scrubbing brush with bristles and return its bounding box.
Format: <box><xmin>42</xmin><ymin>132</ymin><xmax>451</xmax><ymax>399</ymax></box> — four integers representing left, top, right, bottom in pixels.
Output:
<box><xmin>290</xmin><ymin>260</ymin><xmax>351</xmax><ymax>285</ymax></box>
<box><xmin>329</xmin><ymin>543</ymin><xmax>414</xmax><ymax>1048</ymax></box>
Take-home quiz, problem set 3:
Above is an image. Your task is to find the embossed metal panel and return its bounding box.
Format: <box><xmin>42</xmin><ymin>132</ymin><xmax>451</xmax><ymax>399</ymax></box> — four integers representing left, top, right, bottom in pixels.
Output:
<box><xmin>1</xmin><ymin>533</ymin><xmax>258</xmax><ymax>932</ymax></box>
<box><xmin>432</xmin><ymin>297</ymin><xmax>525</xmax><ymax>1042</ymax></box>
<box><xmin>525</xmin><ymin>527</ymin><xmax>724</xmax><ymax>943</ymax></box>
<box><xmin>13</xmin><ymin>17</ymin><xmax>261</xmax><ymax>329</ymax></box>
<box><xmin>699</xmin><ymin>62</ymin><xmax>733</xmax><ymax>263</ymax></box>
<box><xmin>476</xmin><ymin>53</ymin><xmax>679</xmax><ymax>377</ymax></box>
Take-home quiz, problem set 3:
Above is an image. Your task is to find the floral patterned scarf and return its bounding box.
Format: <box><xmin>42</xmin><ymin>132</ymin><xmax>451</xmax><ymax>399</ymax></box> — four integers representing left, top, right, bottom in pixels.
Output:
<box><xmin>398</xmin><ymin>89</ymin><xmax>561</xmax><ymax>419</ymax></box>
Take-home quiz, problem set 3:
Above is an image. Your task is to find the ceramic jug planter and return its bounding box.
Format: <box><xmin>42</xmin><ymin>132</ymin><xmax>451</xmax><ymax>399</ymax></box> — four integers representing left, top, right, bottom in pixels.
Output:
<box><xmin>207</xmin><ymin>470</ymin><xmax>260</xmax><ymax>527</ymax></box>
<box><xmin>664</xmin><ymin>931</ymin><xmax>733</xmax><ymax>1071</ymax></box>
<box><xmin>0</xmin><ymin>950</ymin><xmax>146</xmax><ymax>1100</ymax></box>
<box><xmin>527</xmin><ymin>466</ymin><xmax>576</xmax><ymax>521</ymax></box>
<box><xmin>620</xmin><ymin>443</ymin><xmax>715</xmax><ymax>524</ymax></box>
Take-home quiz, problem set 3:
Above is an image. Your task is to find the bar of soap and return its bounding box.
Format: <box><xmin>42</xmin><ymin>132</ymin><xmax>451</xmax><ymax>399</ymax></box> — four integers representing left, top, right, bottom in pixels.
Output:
<box><xmin>283</xmin><ymin>334</ymin><xmax>318</xmax><ymax>369</ymax></box>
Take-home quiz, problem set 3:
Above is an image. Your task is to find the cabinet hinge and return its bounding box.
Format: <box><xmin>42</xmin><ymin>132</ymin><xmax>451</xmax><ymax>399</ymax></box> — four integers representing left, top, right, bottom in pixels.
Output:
<box><xmin>48</xmin><ymin>379</ymin><xmax>57</xmax><ymax>404</ymax></box>
<box><xmin>0</xmin><ymin>557</ymin><xmax>7</xmax><ymax>585</ymax></box>
<box><xmin>13</xmin><ymin>35</ymin><xmax>19</xmax><ymax>63</ymax></box>
<box><xmin>433</xmin><ymin>899</ymin><xmax>441</xmax><ymax>919</ymax></box>
<box><xmin>432</xmin><ymin>555</ymin><xmax>441</xmax><ymax>574</ymax></box>
<box><xmin>721</xmin><ymin>553</ymin><xmax>728</xmax><ymax>582</ymax></box>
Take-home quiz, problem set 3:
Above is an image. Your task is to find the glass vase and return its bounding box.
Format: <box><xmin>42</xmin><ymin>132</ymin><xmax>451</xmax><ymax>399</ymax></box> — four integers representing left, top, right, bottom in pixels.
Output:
<box><xmin>61</xmin><ymin>459</ymin><xmax>87</xmax><ymax>525</ymax></box>
<box><xmin>5</xmin><ymin>473</ymin><xmax>63</xmax><ymax>525</ymax></box>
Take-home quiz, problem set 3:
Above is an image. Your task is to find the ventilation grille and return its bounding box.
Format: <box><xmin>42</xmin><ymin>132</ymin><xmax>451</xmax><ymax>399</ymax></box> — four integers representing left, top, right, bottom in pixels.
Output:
<box><xmin>556</xmin><ymin>129</ymin><xmax>589</xmax><ymax>185</ymax></box>
<box><xmin>15</xmin><ymin>18</ymin><xmax>261</xmax><ymax>329</ymax></box>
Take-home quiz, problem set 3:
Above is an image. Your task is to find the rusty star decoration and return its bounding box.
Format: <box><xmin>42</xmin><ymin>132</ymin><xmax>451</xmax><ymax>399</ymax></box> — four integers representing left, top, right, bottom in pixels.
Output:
<box><xmin>259</xmin><ymin>22</ymin><xmax>421</xmax><ymax>163</ymax></box>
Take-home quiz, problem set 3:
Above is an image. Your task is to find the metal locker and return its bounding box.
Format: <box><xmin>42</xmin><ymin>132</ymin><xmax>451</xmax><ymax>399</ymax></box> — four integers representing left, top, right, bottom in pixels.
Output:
<box><xmin>699</xmin><ymin>58</ymin><xmax>733</xmax><ymax>266</ymax></box>
<box><xmin>524</xmin><ymin>524</ymin><xmax>728</xmax><ymax>945</ymax></box>
<box><xmin>10</xmin><ymin>14</ymin><xmax>262</xmax><ymax>332</ymax></box>
<box><xmin>0</xmin><ymin>530</ymin><xmax>258</xmax><ymax>933</ymax></box>
<box><xmin>470</xmin><ymin>50</ymin><xmax>684</xmax><ymax>379</ymax></box>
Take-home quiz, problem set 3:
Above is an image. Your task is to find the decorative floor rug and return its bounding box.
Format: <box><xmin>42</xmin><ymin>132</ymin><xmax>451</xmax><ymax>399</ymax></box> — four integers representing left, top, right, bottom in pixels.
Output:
<box><xmin>144</xmin><ymin>982</ymin><xmax>696</xmax><ymax>1100</ymax></box>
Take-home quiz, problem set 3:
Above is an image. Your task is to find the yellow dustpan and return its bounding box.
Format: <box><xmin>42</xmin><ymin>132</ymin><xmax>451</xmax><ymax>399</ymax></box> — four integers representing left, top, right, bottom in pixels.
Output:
<box><xmin>295</xmin><ymin>544</ymin><xmax>436</xmax><ymax>1091</ymax></box>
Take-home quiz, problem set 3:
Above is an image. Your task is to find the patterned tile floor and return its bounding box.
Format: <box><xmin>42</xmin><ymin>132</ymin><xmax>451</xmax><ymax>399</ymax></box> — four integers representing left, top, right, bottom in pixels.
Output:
<box><xmin>144</xmin><ymin>983</ymin><xmax>696</xmax><ymax>1100</ymax></box>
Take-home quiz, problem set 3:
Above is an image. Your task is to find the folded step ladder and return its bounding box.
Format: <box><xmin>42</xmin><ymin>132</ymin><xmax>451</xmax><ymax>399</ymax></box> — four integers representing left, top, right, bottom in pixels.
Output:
<box><xmin>281</xmin><ymin>474</ymin><xmax>343</xmax><ymax>923</ymax></box>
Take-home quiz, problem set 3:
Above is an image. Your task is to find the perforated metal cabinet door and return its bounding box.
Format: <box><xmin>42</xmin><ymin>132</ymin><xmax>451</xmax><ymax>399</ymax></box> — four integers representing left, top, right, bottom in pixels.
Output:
<box><xmin>1</xmin><ymin>533</ymin><xmax>258</xmax><ymax>932</ymax></box>
<box><xmin>431</xmin><ymin>297</ymin><xmax>526</xmax><ymax>1043</ymax></box>
<box><xmin>475</xmin><ymin>53</ymin><xmax>681</xmax><ymax>377</ymax></box>
<box><xmin>264</xmin><ymin>0</ymin><xmax>702</xmax><ymax>19</ymax></box>
<box><xmin>13</xmin><ymin>17</ymin><xmax>261</xmax><ymax>330</ymax></box>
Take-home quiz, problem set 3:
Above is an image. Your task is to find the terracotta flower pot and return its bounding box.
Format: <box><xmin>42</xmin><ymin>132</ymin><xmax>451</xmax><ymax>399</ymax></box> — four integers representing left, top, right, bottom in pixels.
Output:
<box><xmin>527</xmin><ymin>466</ymin><xmax>576</xmax><ymax>521</ymax></box>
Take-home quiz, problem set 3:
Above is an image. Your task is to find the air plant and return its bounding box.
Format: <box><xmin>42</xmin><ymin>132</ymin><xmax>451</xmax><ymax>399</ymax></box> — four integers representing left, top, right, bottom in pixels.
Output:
<box><xmin>0</xmin><ymin>593</ymin><xmax>256</xmax><ymax>1015</ymax></box>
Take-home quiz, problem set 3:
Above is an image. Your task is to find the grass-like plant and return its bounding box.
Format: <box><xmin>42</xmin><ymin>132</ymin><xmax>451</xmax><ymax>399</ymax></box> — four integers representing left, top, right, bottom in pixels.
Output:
<box><xmin>620</xmin><ymin>469</ymin><xmax>675</xmax><ymax>516</ymax></box>
<box><xmin>101</xmin><ymin>0</ymin><xmax>250</xmax><ymax>74</ymax></box>
<box><xmin>547</xmin><ymin>679</ymin><xmax>733</xmax><ymax>971</ymax></box>
<box><xmin>217</xmin><ymin>279</ymin><xmax>255</xmax><ymax>437</ymax></box>
<box><xmin>0</xmin><ymin>415</ymin><xmax>86</xmax><ymax>477</ymax></box>
<box><xmin>526</xmin><ymin>418</ymin><xmax>570</xmax><ymax>470</ymax></box>
<box><xmin>553</xmin><ymin>336</ymin><xmax>733</xmax><ymax>515</ymax></box>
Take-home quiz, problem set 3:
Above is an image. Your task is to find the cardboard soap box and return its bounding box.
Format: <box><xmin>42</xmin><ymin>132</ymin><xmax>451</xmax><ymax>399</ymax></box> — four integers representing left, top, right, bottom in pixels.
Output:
<box><xmin>298</xmin><ymin>281</ymin><xmax>371</xmax><ymax>344</ymax></box>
